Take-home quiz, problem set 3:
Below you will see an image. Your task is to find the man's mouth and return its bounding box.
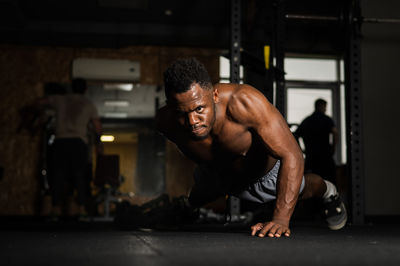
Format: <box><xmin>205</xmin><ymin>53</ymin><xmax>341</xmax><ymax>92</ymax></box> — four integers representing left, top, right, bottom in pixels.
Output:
<box><xmin>191</xmin><ymin>126</ymin><xmax>206</xmax><ymax>135</ymax></box>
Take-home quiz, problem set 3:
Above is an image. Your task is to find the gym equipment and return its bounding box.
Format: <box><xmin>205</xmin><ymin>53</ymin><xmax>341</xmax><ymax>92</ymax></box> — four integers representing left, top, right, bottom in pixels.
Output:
<box><xmin>229</xmin><ymin>0</ymin><xmax>242</xmax><ymax>217</ymax></box>
<box><xmin>92</xmin><ymin>154</ymin><xmax>134</xmax><ymax>222</ymax></box>
<box><xmin>114</xmin><ymin>194</ymin><xmax>198</xmax><ymax>230</ymax></box>
<box><xmin>286</xmin><ymin>14</ymin><xmax>400</xmax><ymax>25</ymax></box>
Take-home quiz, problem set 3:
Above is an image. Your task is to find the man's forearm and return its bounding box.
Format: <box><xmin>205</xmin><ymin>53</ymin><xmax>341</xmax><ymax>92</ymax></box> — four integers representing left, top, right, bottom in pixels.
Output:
<box><xmin>272</xmin><ymin>156</ymin><xmax>304</xmax><ymax>224</ymax></box>
<box><xmin>331</xmin><ymin>127</ymin><xmax>338</xmax><ymax>154</ymax></box>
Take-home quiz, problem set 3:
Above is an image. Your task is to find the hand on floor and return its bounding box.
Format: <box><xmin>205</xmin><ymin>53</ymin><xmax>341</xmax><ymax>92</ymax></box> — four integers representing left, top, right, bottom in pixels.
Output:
<box><xmin>251</xmin><ymin>220</ymin><xmax>291</xmax><ymax>238</ymax></box>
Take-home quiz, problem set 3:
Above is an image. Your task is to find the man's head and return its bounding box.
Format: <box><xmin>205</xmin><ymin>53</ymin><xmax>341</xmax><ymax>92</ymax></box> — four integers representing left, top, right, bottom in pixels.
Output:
<box><xmin>163</xmin><ymin>57</ymin><xmax>213</xmax><ymax>99</ymax></box>
<box><xmin>71</xmin><ymin>78</ymin><xmax>87</xmax><ymax>94</ymax></box>
<box><xmin>315</xmin><ymin>98</ymin><xmax>327</xmax><ymax>113</ymax></box>
<box><xmin>163</xmin><ymin>58</ymin><xmax>218</xmax><ymax>140</ymax></box>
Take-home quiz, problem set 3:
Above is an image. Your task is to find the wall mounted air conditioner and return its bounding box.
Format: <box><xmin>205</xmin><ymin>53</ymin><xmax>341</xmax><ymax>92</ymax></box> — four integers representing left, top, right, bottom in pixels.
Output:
<box><xmin>72</xmin><ymin>58</ymin><xmax>140</xmax><ymax>81</ymax></box>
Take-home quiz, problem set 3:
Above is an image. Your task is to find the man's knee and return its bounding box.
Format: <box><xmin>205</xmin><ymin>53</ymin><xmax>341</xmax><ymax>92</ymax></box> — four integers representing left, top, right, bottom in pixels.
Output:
<box><xmin>301</xmin><ymin>173</ymin><xmax>326</xmax><ymax>199</ymax></box>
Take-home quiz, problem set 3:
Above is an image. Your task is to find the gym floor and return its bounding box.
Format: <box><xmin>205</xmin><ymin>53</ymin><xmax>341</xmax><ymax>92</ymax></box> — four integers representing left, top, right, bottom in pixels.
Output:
<box><xmin>2</xmin><ymin>219</ymin><xmax>400</xmax><ymax>266</ymax></box>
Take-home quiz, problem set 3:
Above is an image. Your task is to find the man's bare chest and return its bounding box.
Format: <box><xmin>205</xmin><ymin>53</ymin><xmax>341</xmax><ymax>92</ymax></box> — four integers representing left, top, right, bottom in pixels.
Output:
<box><xmin>179</xmin><ymin>125</ymin><xmax>252</xmax><ymax>163</ymax></box>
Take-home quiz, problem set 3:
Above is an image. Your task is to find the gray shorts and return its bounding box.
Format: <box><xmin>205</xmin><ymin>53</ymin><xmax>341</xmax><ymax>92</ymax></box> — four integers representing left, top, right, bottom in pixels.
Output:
<box><xmin>189</xmin><ymin>160</ymin><xmax>305</xmax><ymax>207</ymax></box>
<box><xmin>235</xmin><ymin>160</ymin><xmax>305</xmax><ymax>203</ymax></box>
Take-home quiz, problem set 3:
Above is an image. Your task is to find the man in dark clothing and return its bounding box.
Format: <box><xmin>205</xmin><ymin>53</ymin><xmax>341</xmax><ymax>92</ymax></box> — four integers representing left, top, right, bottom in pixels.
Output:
<box><xmin>295</xmin><ymin>99</ymin><xmax>338</xmax><ymax>184</ymax></box>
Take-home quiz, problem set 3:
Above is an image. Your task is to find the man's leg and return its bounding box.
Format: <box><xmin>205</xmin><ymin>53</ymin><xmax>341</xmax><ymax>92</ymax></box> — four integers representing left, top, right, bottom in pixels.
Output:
<box><xmin>299</xmin><ymin>173</ymin><xmax>326</xmax><ymax>200</ymax></box>
<box><xmin>300</xmin><ymin>173</ymin><xmax>347</xmax><ymax>230</ymax></box>
<box><xmin>71</xmin><ymin>139</ymin><xmax>89</xmax><ymax>220</ymax></box>
<box><xmin>50</xmin><ymin>139</ymin><xmax>69</xmax><ymax>220</ymax></box>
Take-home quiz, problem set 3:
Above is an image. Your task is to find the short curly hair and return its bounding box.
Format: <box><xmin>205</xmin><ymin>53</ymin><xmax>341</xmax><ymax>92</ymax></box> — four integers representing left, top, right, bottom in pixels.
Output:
<box><xmin>315</xmin><ymin>98</ymin><xmax>327</xmax><ymax>109</ymax></box>
<box><xmin>163</xmin><ymin>58</ymin><xmax>212</xmax><ymax>99</ymax></box>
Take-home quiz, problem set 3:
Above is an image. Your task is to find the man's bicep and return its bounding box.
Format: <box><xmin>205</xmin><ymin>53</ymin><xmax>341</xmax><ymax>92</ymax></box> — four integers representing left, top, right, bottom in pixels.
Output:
<box><xmin>256</xmin><ymin>110</ymin><xmax>301</xmax><ymax>159</ymax></box>
<box><xmin>231</xmin><ymin>87</ymin><xmax>298</xmax><ymax>158</ymax></box>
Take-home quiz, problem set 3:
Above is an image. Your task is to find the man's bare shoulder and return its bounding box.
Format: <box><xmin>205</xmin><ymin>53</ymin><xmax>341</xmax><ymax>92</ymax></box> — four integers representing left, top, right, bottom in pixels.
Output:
<box><xmin>224</xmin><ymin>84</ymin><xmax>273</xmax><ymax>125</ymax></box>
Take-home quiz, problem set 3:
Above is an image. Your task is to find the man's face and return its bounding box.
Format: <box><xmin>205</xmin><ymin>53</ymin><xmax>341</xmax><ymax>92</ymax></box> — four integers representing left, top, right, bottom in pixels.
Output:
<box><xmin>169</xmin><ymin>83</ymin><xmax>218</xmax><ymax>140</ymax></box>
<box><xmin>319</xmin><ymin>103</ymin><xmax>327</xmax><ymax>113</ymax></box>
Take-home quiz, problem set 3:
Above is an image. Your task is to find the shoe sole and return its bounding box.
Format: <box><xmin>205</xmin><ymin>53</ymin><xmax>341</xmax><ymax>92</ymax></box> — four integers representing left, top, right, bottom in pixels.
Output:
<box><xmin>328</xmin><ymin>203</ymin><xmax>347</xmax><ymax>230</ymax></box>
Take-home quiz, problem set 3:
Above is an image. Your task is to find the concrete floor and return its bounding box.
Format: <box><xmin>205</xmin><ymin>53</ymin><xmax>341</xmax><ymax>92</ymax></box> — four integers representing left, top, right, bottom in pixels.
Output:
<box><xmin>2</xmin><ymin>220</ymin><xmax>400</xmax><ymax>266</ymax></box>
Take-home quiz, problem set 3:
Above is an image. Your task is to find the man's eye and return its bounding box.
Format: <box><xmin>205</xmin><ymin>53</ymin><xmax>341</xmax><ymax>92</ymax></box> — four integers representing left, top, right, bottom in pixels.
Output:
<box><xmin>196</xmin><ymin>107</ymin><xmax>204</xmax><ymax>113</ymax></box>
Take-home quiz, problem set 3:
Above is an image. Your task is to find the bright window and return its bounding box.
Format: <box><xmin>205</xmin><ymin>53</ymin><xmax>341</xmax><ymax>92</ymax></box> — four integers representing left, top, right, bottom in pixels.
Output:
<box><xmin>287</xmin><ymin>88</ymin><xmax>333</xmax><ymax>125</ymax></box>
<box><xmin>219</xmin><ymin>56</ymin><xmax>243</xmax><ymax>83</ymax></box>
<box><xmin>285</xmin><ymin>58</ymin><xmax>337</xmax><ymax>81</ymax></box>
<box><xmin>285</xmin><ymin>57</ymin><xmax>346</xmax><ymax>164</ymax></box>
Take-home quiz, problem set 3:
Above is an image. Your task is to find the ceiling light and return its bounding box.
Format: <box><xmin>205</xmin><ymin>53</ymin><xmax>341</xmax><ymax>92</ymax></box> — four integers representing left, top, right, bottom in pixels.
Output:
<box><xmin>103</xmin><ymin>83</ymin><xmax>133</xmax><ymax>91</ymax></box>
<box><xmin>104</xmin><ymin>100</ymin><xmax>130</xmax><ymax>107</ymax></box>
<box><xmin>100</xmin><ymin>135</ymin><xmax>115</xmax><ymax>142</ymax></box>
<box><xmin>104</xmin><ymin>112</ymin><xmax>128</xmax><ymax>118</ymax></box>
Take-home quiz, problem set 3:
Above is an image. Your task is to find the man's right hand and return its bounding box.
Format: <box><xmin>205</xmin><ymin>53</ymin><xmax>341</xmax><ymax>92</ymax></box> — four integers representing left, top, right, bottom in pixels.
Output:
<box><xmin>250</xmin><ymin>220</ymin><xmax>291</xmax><ymax>238</ymax></box>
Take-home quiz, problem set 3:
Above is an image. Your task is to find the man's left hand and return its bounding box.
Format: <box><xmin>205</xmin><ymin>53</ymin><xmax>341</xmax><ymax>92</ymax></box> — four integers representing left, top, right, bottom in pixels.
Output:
<box><xmin>251</xmin><ymin>220</ymin><xmax>291</xmax><ymax>238</ymax></box>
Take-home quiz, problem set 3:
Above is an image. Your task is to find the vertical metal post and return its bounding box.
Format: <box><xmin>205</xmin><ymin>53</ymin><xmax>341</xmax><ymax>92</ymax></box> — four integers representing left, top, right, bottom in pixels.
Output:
<box><xmin>334</xmin><ymin>58</ymin><xmax>343</xmax><ymax>164</ymax></box>
<box><xmin>263</xmin><ymin>3</ymin><xmax>275</xmax><ymax>103</ymax></box>
<box><xmin>229</xmin><ymin>0</ymin><xmax>241</xmax><ymax>216</ymax></box>
<box><xmin>344</xmin><ymin>0</ymin><xmax>364</xmax><ymax>225</ymax></box>
<box><xmin>230</xmin><ymin>0</ymin><xmax>241</xmax><ymax>84</ymax></box>
<box><xmin>273</xmin><ymin>0</ymin><xmax>286</xmax><ymax>116</ymax></box>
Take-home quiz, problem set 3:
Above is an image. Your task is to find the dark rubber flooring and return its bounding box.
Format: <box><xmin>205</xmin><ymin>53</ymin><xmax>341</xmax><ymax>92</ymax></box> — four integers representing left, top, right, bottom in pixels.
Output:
<box><xmin>1</xmin><ymin>220</ymin><xmax>400</xmax><ymax>266</ymax></box>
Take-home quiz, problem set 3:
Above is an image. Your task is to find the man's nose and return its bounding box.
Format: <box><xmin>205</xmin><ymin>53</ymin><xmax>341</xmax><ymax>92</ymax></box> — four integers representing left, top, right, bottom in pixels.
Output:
<box><xmin>186</xmin><ymin>112</ymin><xmax>200</xmax><ymax>126</ymax></box>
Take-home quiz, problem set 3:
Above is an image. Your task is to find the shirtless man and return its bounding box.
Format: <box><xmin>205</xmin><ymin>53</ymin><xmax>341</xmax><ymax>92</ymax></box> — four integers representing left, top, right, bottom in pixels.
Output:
<box><xmin>156</xmin><ymin>58</ymin><xmax>347</xmax><ymax>238</ymax></box>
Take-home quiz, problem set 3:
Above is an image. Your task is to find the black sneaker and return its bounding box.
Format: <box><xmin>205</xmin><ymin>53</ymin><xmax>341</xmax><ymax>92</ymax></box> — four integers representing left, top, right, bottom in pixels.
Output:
<box><xmin>322</xmin><ymin>194</ymin><xmax>347</xmax><ymax>230</ymax></box>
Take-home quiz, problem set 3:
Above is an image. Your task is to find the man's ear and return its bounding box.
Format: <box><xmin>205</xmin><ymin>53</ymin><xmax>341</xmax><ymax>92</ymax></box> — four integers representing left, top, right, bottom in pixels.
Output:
<box><xmin>213</xmin><ymin>88</ymin><xmax>219</xmax><ymax>104</ymax></box>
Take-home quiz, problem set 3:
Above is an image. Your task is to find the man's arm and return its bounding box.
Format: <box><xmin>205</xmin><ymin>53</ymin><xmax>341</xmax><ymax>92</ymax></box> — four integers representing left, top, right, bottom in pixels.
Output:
<box><xmin>91</xmin><ymin>117</ymin><xmax>104</xmax><ymax>155</ymax></box>
<box><xmin>18</xmin><ymin>97</ymin><xmax>53</xmax><ymax>133</ymax></box>
<box><xmin>331</xmin><ymin>126</ymin><xmax>338</xmax><ymax>155</ymax></box>
<box><xmin>228</xmin><ymin>85</ymin><xmax>304</xmax><ymax>238</ymax></box>
<box><xmin>92</xmin><ymin>118</ymin><xmax>102</xmax><ymax>136</ymax></box>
